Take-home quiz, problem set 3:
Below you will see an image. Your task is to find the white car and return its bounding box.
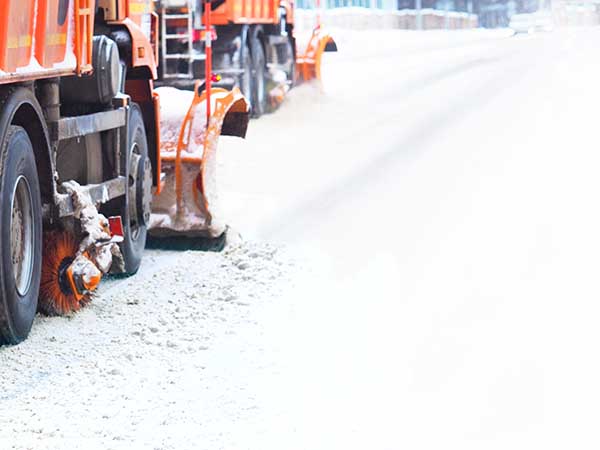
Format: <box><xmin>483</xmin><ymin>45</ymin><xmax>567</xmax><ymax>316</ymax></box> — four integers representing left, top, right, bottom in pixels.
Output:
<box><xmin>510</xmin><ymin>11</ymin><xmax>554</xmax><ymax>34</ymax></box>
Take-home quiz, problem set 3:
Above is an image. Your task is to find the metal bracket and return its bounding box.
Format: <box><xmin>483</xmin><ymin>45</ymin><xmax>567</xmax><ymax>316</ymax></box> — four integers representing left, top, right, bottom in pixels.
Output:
<box><xmin>48</xmin><ymin>108</ymin><xmax>127</xmax><ymax>141</ymax></box>
<box><xmin>56</xmin><ymin>176</ymin><xmax>127</xmax><ymax>217</ymax></box>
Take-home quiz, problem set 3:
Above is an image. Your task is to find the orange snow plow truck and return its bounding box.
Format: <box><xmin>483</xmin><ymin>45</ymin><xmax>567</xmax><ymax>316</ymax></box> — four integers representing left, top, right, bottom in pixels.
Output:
<box><xmin>156</xmin><ymin>0</ymin><xmax>337</xmax><ymax>116</ymax></box>
<box><xmin>0</xmin><ymin>0</ymin><xmax>250</xmax><ymax>344</ymax></box>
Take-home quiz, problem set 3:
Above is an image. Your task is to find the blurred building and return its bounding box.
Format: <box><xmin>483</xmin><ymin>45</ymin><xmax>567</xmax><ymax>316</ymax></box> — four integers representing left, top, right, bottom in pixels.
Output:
<box><xmin>397</xmin><ymin>0</ymin><xmax>471</xmax><ymax>10</ymax></box>
<box><xmin>296</xmin><ymin>0</ymin><xmax>556</xmax><ymax>27</ymax></box>
<box><xmin>396</xmin><ymin>0</ymin><xmax>550</xmax><ymax>27</ymax></box>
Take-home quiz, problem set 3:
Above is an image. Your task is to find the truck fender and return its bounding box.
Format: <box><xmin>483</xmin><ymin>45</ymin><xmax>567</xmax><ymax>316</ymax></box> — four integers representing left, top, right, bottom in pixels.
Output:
<box><xmin>249</xmin><ymin>24</ymin><xmax>264</xmax><ymax>44</ymax></box>
<box><xmin>0</xmin><ymin>87</ymin><xmax>54</xmax><ymax>206</ymax></box>
<box><xmin>248</xmin><ymin>25</ymin><xmax>266</xmax><ymax>65</ymax></box>
<box><xmin>110</xmin><ymin>20</ymin><xmax>157</xmax><ymax>80</ymax></box>
<box><xmin>124</xmin><ymin>79</ymin><xmax>160</xmax><ymax>189</ymax></box>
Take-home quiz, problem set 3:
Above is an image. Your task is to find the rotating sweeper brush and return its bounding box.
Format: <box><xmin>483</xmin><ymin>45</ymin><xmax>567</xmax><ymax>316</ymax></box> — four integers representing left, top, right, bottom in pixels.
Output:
<box><xmin>39</xmin><ymin>231</ymin><xmax>94</xmax><ymax>316</ymax></box>
<box><xmin>38</xmin><ymin>184</ymin><xmax>125</xmax><ymax>316</ymax></box>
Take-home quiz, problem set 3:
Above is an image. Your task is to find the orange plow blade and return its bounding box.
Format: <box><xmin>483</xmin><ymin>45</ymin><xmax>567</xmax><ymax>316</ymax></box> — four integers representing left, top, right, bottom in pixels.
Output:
<box><xmin>150</xmin><ymin>85</ymin><xmax>249</xmax><ymax>238</ymax></box>
<box><xmin>296</xmin><ymin>26</ymin><xmax>337</xmax><ymax>84</ymax></box>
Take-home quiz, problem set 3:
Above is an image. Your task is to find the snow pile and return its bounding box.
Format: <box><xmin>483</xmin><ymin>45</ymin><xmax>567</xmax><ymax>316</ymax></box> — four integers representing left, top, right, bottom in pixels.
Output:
<box><xmin>156</xmin><ymin>86</ymin><xmax>208</xmax><ymax>156</ymax></box>
<box><xmin>62</xmin><ymin>181</ymin><xmax>123</xmax><ymax>274</ymax></box>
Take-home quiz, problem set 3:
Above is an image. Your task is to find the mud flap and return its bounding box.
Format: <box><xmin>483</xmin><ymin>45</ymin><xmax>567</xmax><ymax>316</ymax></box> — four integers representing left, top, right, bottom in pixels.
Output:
<box><xmin>149</xmin><ymin>86</ymin><xmax>249</xmax><ymax>238</ymax></box>
<box><xmin>296</xmin><ymin>26</ymin><xmax>337</xmax><ymax>84</ymax></box>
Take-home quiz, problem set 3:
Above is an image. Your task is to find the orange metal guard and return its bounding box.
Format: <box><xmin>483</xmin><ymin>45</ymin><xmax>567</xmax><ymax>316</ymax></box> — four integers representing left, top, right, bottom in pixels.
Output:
<box><xmin>150</xmin><ymin>86</ymin><xmax>249</xmax><ymax>238</ymax></box>
<box><xmin>150</xmin><ymin>0</ymin><xmax>249</xmax><ymax>238</ymax></box>
<box><xmin>296</xmin><ymin>25</ymin><xmax>337</xmax><ymax>84</ymax></box>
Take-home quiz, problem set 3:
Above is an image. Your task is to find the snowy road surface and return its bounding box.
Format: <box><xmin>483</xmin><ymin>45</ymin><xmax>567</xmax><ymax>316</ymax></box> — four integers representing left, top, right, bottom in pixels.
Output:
<box><xmin>4</xmin><ymin>27</ymin><xmax>600</xmax><ymax>449</ymax></box>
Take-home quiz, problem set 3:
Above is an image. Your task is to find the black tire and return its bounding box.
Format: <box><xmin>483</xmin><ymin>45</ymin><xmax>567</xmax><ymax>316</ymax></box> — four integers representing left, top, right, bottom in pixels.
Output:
<box><xmin>118</xmin><ymin>104</ymin><xmax>151</xmax><ymax>275</ymax></box>
<box><xmin>0</xmin><ymin>126</ymin><xmax>42</xmax><ymax>344</ymax></box>
<box><xmin>250</xmin><ymin>35</ymin><xmax>267</xmax><ymax>118</ymax></box>
<box><xmin>285</xmin><ymin>36</ymin><xmax>296</xmax><ymax>87</ymax></box>
<box><xmin>239</xmin><ymin>44</ymin><xmax>253</xmax><ymax>112</ymax></box>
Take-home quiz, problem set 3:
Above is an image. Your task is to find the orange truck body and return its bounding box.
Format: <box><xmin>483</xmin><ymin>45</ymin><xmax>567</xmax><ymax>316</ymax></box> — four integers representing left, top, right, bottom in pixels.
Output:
<box><xmin>0</xmin><ymin>0</ymin><xmax>90</xmax><ymax>81</ymax></box>
<box><xmin>211</xmin><ymin>0</ymin><xmax>294</xmax><ymax>25</ymax></box>
<box><xmin>0</xmin><ymin>0</ymin><xmax>157</xmax><ymax>83</ymax></box>
<box><xmin>0</xmin><ymin>0</ymin><xmax>161</xmax><ymax>178</ymax></box>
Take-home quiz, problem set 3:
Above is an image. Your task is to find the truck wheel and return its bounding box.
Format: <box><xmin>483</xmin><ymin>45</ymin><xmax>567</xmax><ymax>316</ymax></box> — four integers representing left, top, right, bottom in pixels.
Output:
<box><xmin>119</xmin><ymin>105</ymin><xmax>151</xmax><ymax>275</ymax></box>
<box><xmin>239</xmin><ymin>45</ymin><xmax>253</xmax><ymax>112</ymax></box>
<box><xmin>251</xmin><ymin>36</ymin><xmax>267</xmax><ymax>117</ymax></box>
<box><xmin>0</xmin><ymin>126</ymin><xmax>42</xmax><ymax>344</ymax></box>
<box><xmin>285</xmin><ymin>37</ymin><xmax>296</xmax><ymax>87</ymax></box>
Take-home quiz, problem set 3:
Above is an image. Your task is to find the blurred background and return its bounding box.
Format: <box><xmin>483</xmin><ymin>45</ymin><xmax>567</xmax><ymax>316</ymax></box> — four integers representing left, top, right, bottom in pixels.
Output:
<box><xmin>293</xmin><ymin>0</ymin><xmax>595</xmax><ymax>30</ymax></box>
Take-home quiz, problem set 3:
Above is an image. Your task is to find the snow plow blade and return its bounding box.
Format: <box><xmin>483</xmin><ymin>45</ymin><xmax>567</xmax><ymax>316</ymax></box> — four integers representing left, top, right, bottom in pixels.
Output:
<box><xmin>149</xmin><ymin>85</ymin><xmax>250</xmax><ymax>238</ymax></box>
<box><xmin>296</xmin><ymin>26</ymin><xmax>337</xmax><ymax>84</ymax></box>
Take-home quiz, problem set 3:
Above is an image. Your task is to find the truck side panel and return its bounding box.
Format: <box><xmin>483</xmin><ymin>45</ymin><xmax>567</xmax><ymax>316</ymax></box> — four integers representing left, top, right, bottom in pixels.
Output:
<box><xmin>0</xmin><ymin>0</ymin><xmax>93</xmax><ymax>84</ymax></box>
<box><xmin>0</xmin><ymin>1</ymin><xmax>36</xmax><ymax>73</ymax></box>
<box><xmin>211</xmin><ymin>0</ymin><xmax>293</xmax><ymax>25</ymax></box>
<box><xmin>37</xmin><ymin>0</ymin><xmax>71</xmax><ymax>69</ymax></box>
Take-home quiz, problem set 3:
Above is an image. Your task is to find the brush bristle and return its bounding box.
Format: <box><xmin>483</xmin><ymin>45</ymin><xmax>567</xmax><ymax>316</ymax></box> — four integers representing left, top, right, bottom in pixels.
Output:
<box><xmin>39</xmin><ymin>231</ymin><xmax>91</xmax><ymax>316</ymax></box>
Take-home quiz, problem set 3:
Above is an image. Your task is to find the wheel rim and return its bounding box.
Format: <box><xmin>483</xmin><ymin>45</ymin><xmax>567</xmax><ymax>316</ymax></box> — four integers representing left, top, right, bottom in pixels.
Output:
<box><xmin>256</xmin><ymin>53</ymin><xmax>265</xmax><ymax>107</ymax></box>
<box><xmin>128</xmin><ymin>138</ymin><xmax>152</xmax><ymax>242</ymax></box>
<box><xmin>10</xmin><ymin>175</ymin><xmax>34</xmax><ymax>296</ymax></box>
<box><xmin>286</xmin><ymin>40</ymin><xmax>295</xmax><ymax>83</ymax></box>
<box><xmin>141</xmin><ymin>157</ymin><xmax>152</xmax><ymax>226</ymax></box>
<box><xmin>255</xmin><ymin>42</ymin><xmax>265</xmax><ymax>108</ymax></box>
<box><xmin>242</xmin><ymin>52</ymin><xmax>252</xmax><ymax>101</ymax></box>
<box><xmin>128</xmin><ymin>143</ymin><xmax>141</xmax><ymax>241</ymax></box>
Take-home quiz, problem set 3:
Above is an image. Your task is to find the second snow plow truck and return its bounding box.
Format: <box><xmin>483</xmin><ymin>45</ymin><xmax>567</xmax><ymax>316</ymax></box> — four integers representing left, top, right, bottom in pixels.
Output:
<box><xmin>156</xmin><ymin>0</ymin><xmax>337</xmax><ymax>116</ymax></box>
<box><xmin>0</xmin><ymin>0</ymin><xmax>249</xmax><ymax>344</ymax></box>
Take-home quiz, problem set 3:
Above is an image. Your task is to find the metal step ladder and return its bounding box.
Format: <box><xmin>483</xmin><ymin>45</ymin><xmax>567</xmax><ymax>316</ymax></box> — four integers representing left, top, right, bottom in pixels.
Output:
<box><xmin>160</xmin><ymin>0</ymin><xmax>206</xmax><ymax>79</ymax></box>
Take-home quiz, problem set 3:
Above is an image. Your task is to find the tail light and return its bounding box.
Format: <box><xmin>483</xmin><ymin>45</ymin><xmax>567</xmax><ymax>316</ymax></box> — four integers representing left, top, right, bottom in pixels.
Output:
<box><xmin>108</xmin><ymin>216</ymin><xmax>124</xmax><ymax>237</ymax></box>
<box><xmin>193</xmin><ymin>27</ymin><xmax>217</xmax><ymax>42</ymax></box>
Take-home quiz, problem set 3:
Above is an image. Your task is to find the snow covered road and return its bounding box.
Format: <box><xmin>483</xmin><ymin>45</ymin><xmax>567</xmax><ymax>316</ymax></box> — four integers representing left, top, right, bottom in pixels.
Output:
<box><xmin>4</xmin><ymin>27</ymin><xmax>600</xmax><ymax>449</ymax></box>
<box><xmin>222</xmin><ymin>27</ymin><xmax>600</xmax><ymax>449</ymax></box>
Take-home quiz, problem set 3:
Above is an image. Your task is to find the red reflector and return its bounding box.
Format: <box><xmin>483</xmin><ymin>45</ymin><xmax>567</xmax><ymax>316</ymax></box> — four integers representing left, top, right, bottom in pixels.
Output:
<box><xmin>108</xmin><ymin>216</ymin><xmax>124</xmax><ymax>237</ymax></box>
<box><xmin>195</xmin><ymin>27</ymin><xmax>217</xmax><ymax>42</ymax></box>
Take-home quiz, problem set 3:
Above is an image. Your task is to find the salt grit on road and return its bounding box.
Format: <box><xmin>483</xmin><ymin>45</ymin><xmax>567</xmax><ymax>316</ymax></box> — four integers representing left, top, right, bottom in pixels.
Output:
<box><xmin>0</xmin><ymin>243</ymin><xmax>292</xmax><ymax>450</ymax></box>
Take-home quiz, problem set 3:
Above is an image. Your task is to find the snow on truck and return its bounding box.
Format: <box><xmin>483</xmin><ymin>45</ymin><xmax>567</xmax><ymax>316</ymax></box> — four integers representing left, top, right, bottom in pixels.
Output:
<box><xmin>155</xmin><ymin>0</ymin><xmax>337</xmax><ymax>116</ymax></box>
<box><xmin>0</xmin><ymin>0</ymin><xmax>251</xmax><ymax>344</ymax></box>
